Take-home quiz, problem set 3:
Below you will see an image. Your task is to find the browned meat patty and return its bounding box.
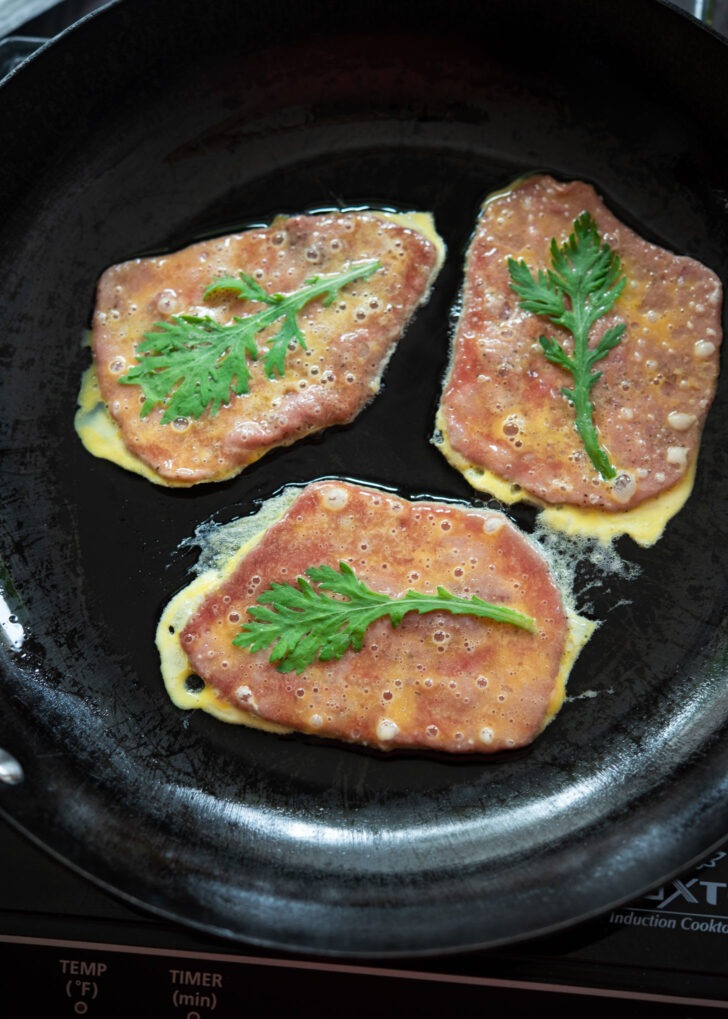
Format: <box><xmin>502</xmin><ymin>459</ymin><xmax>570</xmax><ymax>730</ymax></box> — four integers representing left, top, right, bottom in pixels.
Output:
<box><xmin>158</xmin><ymin>480</ymin><xmax>592</xmax><ymax>753</ymax></box>
<box><xmin>83</xmin><ymin>211</ymin><xmax>443</xmax><ymax>485</ymax></box>
<box><xmin>436</xmin><ymin>175</ymin><xmax>722</xmax><ymax>514</ymax></box>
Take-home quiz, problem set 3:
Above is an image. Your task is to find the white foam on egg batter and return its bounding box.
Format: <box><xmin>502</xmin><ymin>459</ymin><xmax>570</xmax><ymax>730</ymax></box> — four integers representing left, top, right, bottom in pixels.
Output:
<box><xmin>529</xmin><ymin>514</ymin><xmax>643</xmax><ymax>705</ymax></box>
<box><xmin>530</xmin><ymin>514</ymin><xmax>641</xmax><ymax>618</ymax></box>
<box><xmin>178</xmin><ymin>486</ymin><xmax>301</xmax><ymax>577</ymax></box>
<box><xmin>566</xmin><ymin>687</ymin><xmax>614</xmax><ymax>704</ymax></box>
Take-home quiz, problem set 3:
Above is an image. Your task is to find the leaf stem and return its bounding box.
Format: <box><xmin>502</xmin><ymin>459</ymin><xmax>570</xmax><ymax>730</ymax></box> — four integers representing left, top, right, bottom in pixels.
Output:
<box><xmin>233</xmin><ymin>561</ymin><xmax>535</xmax><ymax>674</ymax></box>
<box><xmin>119</xmin><ymin>259</ymin><xmax>381</xmax><ymax>422</ymax></box>
<box><xmin>508</xmin><ymin>212</ymin><xmax>626</xmax><ymax>480</ymax></box>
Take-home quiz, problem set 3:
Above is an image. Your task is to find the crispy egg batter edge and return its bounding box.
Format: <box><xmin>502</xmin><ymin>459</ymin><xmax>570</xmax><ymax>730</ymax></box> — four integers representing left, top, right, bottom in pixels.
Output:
<box><xmin>434</xmin><ymin>405</ymin><xmax>698</xmax><ymax>548</ymax></box>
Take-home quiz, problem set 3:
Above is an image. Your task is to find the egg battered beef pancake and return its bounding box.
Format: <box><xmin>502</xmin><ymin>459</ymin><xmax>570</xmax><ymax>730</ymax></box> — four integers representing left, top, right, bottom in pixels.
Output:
<box><xmin>79</xmin><ymin>211</ymin><xmax>443</xmax><ymax>486</ymax></box>
<box><xmin>435</xmin><ymin>175</ymin><xmax>723</xmax><ymax>527</ymax></box>
<box><xmin>158</xmin><ymin>480</ymin><xmax>593</xmax><ymax>754</ymax></box>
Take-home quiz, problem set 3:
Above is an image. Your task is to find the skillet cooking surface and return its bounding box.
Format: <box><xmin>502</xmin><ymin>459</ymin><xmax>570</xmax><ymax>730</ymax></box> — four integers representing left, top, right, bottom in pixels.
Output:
<box><xmin>1</xmin><ymin>0</ymin><xmax>728</xmax><ymax>956</ymax></box>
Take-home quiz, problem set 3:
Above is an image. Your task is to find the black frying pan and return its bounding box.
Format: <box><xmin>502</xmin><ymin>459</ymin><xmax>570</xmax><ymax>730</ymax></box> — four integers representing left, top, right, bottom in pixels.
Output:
<box><xmin>1</xmin><ymin>0</ymin><xmax>727</xmax><ymax>957</ymax></box>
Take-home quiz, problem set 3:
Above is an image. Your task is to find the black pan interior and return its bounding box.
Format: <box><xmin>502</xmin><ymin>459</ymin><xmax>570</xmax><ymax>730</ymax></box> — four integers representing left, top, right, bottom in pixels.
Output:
<box><xmin>0</xmin><ymin>0</ymin><xmax>728</xmax><ymax>956</ymax></box>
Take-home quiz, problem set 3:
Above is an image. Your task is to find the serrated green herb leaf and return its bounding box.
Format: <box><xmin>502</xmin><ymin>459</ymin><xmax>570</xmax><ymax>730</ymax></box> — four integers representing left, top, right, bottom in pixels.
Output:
<box><xmin>119</xmin><ymin>259</ymin><xmax>381</xmax><ymax>424</ymax></box>
<box><xmin>507</xmin><ymin>211</ymin><xmax>626</xmax><ymax>480</ymax></box>
<box><xmin>233</xmin><ymin>561</ymin><xmax>535</xmax><ymax>674</ymax></box>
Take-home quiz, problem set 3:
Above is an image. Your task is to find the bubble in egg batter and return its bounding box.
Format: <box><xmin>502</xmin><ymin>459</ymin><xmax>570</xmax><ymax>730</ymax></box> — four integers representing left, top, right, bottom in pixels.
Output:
<box><xmin>376</xmin><ymin>718</ymin><xmax>399</xmax><ymax>741</ymax></box>
<box><xmin>235</xmin><ymin>685</ymin><xmax>256</xmax><ymax>707</ymax></box>
<box><xmin>667</xmin><ymin>411</ymin><xmax>697</xmax><ymax>431</ymax></box>
<box><xmin>321</xmin><ymin>485</ymin><xmax>349</xmax><ymax>510</ymax></box>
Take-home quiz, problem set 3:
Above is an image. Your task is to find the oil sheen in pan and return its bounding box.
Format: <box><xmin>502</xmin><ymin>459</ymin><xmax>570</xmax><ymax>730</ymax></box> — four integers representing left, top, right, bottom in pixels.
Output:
<box><xmin>3</xmin><ymin>0</ymin><xmax>727</xmax><ymax>953</ymax></box>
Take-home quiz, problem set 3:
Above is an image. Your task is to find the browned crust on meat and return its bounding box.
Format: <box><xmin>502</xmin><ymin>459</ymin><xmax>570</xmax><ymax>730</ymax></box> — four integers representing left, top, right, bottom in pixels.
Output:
<box><xmin>90</xmin><ymin>212</ymin><xmax>442</xmax><ymax>485</ymax></box>
<box><xmin>174</xmin><ymin>480</ymin><xmax>576</xmax><ymax>753</ymax></box>
<box><xmin>437</xmin><ymin>175</ymin><xmax>723</xmax><ymax>511</ymax></box>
